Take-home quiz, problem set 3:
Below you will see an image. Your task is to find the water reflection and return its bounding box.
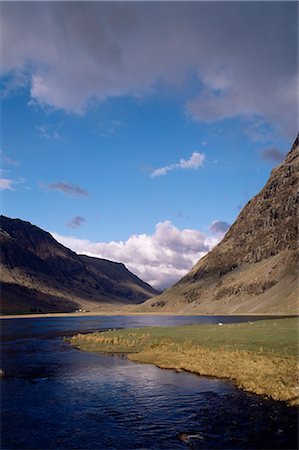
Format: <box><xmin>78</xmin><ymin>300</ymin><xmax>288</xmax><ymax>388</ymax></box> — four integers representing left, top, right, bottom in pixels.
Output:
<box><xmin>1</xmin><ymin>314</ymin><xmax>289</xmax><ymax>341</ymax></box>
<box><xmin>1</xmin><ymin>316</ymin><xmax>298</xmax><ymax>449</ymax></box>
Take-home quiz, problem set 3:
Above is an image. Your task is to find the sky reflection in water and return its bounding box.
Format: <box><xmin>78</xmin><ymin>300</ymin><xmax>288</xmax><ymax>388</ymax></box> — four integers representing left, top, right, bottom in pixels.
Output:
<box><xmin>1</xmin><ymin>316</ymin><xmax>298</xmax><ymax>449</ymax></box>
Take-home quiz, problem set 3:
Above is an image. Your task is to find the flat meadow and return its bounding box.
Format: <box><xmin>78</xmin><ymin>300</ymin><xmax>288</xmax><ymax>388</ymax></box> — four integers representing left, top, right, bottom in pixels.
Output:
<box><xmin>70</xmin><ymin>317</ymin><xmax>299</xmax><ymax>405</ymax></box>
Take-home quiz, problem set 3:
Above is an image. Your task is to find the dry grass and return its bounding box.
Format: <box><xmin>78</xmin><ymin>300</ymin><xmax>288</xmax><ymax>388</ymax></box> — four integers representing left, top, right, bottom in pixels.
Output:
<box><xmin>129</xmin><ymin>345</ymin><xmax>298</xmax><ymax>405</ymax></box>
<box><xmin>70</xmin><ymin>318</ymin><xmax>299</xmax><ymax>405</ymax></box>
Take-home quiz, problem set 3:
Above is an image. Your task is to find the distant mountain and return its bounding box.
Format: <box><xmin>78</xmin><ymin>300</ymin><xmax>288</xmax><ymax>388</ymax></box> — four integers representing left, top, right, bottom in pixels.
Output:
<box><xmin>139</xmin><ymin>135</ymin><xmax>299</xmax><ymax>314</ymax></box>
<box><xmin>0</xmin><ymin>216</ymin><xmax>158</xmax><ymax>314</ymax></box>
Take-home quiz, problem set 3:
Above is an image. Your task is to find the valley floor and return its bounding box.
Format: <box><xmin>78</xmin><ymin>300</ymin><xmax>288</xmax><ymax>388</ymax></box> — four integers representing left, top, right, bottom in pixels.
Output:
<box><xmin>1</xmin><ymin>310</ymin><xmax>298</xmax><ymax>319</ymax></box>
<box><xmin>70</xmin><ymin>318</ymin><xmax>299</xmax><ymax>406</ymax></box>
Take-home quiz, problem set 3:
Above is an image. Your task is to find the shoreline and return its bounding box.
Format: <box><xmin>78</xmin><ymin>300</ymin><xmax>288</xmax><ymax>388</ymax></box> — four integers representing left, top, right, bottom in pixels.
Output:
<box><xmin>69</xmin><ymin>318</ymin><xmax>299</xmax><ymax>406</ymax></box>
<box><xmin>128</xmin><ymin>350</ymin><xmax>299</xmax><ymax>407</ymax></box>
<box><xmin>1</xmin><ymin>311</ymin><xmax>298</xmax><ymax>319</ymax></box>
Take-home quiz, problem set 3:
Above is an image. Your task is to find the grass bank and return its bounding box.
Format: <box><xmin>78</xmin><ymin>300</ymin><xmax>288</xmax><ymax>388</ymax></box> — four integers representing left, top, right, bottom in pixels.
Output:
<box><xmin>70</xmin><ymin>318</ymin><xmax>299</xmax><ymax>406</ymax></box>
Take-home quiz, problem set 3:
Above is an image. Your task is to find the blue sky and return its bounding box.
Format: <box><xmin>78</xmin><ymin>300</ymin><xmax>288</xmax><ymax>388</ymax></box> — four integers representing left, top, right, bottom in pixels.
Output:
<box><xmin>0</xmin><ymin>2</ymin><xmax>297</xmax><ymax>288</ymax></box>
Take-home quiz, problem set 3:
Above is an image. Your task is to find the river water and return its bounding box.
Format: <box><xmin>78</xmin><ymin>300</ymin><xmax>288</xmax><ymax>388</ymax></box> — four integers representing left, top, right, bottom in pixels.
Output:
<box><xmin>1</xmin><ymin>315</ymin><xmax>298</xmax><ymax>449</ymax></box>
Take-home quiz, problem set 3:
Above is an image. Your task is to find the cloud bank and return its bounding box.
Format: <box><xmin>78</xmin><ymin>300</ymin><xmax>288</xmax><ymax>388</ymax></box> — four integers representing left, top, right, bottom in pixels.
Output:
<box><xmin>1</xmin><ymin>2</ymin><xmax>297</xmax><ymax>137</ymax></box>
<box><xmin>52</xmin><ymin>220</ymin><xmax>219</xmax><ymax>289</ymax></box>
<box><xmin>151</xmin><ymin>152</ymin><xmax>205</xmax><ymax>177</ymax></box>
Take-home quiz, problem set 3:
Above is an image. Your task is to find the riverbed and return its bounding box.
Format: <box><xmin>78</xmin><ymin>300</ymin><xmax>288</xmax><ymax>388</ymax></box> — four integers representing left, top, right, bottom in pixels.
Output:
<box><xmin>1</xmin><ymin>315</ymin><xmax>298</xmax><ymax>449</ymax></box>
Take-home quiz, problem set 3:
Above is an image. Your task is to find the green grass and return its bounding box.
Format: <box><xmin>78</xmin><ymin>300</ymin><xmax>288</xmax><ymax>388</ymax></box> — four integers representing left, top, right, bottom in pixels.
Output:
<box><xmin>69</xmin><ymin>318</ymin><xmax>299</xmax><ymax>405</ymax></box>
<box><xmin>70</xmin><ymin>318</ymin><xmax>299</xmax><ymax>357</ymax></box>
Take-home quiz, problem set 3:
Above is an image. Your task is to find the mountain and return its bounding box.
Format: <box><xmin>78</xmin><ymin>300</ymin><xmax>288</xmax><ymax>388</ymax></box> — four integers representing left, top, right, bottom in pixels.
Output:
<box><xmin>0</xmin><ymin>216</ymin><xmax>158</xmax><ymax>314</ymax></box>
<box><xmin>139</xmin><ymin>136</ymin><xmax>299</xmax><ymax>314</ymax></box>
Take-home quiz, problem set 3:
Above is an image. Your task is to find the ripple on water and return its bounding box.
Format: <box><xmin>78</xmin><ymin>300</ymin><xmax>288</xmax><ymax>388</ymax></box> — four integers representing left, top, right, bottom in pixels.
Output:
<box><xmin>1</xmin><ymin>316</ymin><xmax>298</xmax><ymax>450</ymax></box>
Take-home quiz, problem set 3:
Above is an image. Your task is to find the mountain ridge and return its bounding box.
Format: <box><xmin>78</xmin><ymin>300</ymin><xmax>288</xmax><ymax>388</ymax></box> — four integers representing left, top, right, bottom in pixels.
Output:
<box><xmin>0</xmin><ymin>216</ymin><xmax>158</xmax><ymax>314</ymax></box>
<box><xmin>138</xmin><ymin>135</ymin><xmax>299</xmax><ymax>314</ymax></box>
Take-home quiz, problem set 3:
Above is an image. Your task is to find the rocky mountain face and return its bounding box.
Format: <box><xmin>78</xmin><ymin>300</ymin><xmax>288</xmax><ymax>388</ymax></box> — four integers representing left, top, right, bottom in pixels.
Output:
<box><xmin>0</xmin><ymin>216</ymin><xmax>158</xmax><ymax>314</ymax></box>
<box><xmin>140</xmin><ymin>135</ymin><xmax>299</xmax><ymax>314</ymax></box>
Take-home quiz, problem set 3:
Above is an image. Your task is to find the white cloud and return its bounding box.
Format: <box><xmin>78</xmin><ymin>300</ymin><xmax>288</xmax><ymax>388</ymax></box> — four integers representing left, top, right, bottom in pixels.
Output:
<box><xmin>98</xmin><ymin>120</ymin><xmax>123</xmax><ymax>138</ymax></box>
<box><xmin>52</xmin><ymin>220</ymin><xmax>220</xmax><ymax>289</ymax></box>
<box><xmin>179</xmin><ymin>152</ymin><xmax>205</xmax><ymax>169</ymax></box>
<box><xmin>0</xmin><ymin>178</ymin><xmax>14</xmax><ymax>191</ymax></box>
<box><xmin>0</xmin><ymin>177</ymin><xmax>25</xmax><ymax>191</ymax></box>
<box><xmin>151</xmin><ymin>152</ymin><xmax>205</xmax><ymax>177</ymax></box>
<box><xmin>36</xmin><ymin>124</ymin><xmax>60</xmax><ymax>140</ymax></box>
<box><xmin>1</xmin><ymin>2</ymin><xmax>297</xmax><ymax>137</ymax></box>
<box><xmin>0</xmin><ymin>151</ymin><xmax>19</xmax><ymax>166</ymax></box>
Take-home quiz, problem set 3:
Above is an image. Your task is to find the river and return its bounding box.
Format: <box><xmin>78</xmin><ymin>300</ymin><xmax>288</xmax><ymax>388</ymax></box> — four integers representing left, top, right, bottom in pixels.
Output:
<box><xmin>1</xmin><ymin>315</ymin><xmax>298</xmax><ymax>449</ymax></box>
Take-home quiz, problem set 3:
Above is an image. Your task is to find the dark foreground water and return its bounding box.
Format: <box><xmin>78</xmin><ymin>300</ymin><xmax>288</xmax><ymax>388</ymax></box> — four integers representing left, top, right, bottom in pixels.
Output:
<box><xmin>1</xmin><ymin>315</ymin><xmax>298</xmax><ymax>450</ymax></box>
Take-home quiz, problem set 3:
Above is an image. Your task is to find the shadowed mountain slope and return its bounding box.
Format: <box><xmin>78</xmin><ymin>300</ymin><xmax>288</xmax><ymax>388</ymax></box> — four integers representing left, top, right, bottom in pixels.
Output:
<box><xmin>139</xmin><ymin>135</ymin><xmax>299</xmax><ymax>314</ymax></box>
<box><xmin>0</xmin><ymin>216</ymin><xmax>158</xmax><ymax>314</ymax></box>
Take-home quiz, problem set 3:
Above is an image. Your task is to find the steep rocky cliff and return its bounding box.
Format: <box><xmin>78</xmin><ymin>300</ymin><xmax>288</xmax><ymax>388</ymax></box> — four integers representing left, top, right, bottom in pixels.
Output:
<box><xmin>140</xmin><ymin>136</ymin><xmax>299</xmax><ymax>314</ymax></box>
<box><xmin>0</xmin><ymin>216</ymin><xmax>158</xmax><ymax>314</ymax></box>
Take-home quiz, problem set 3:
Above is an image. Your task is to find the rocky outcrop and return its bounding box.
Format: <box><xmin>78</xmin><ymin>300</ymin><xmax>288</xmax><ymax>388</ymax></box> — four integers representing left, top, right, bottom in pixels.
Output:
<box><xmin>140</xmin><ymin>135</ymin><xmax>299</xmax><ymax>314</ymax></box>
<box><xmin>0</xmin><ymin>216</ymin><xmax>158</xmax><ymax>314</ymax></box>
